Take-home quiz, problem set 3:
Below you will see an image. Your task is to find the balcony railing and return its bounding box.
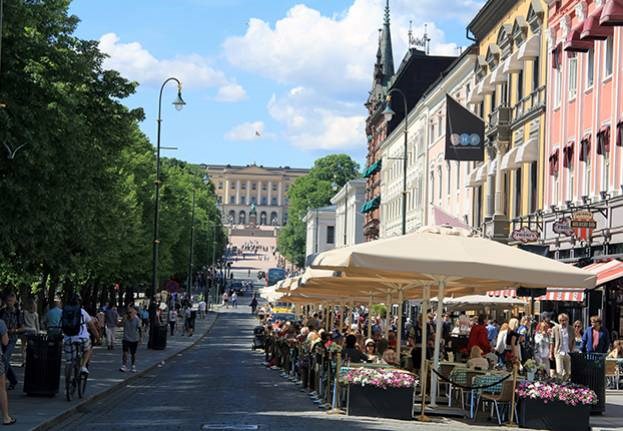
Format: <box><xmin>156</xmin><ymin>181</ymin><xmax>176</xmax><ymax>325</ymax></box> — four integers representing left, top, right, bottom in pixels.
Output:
<box><xmin>487</xmin><ymin>106</ymin><xmax>512</xmax><ymax>142</ymax></box>
<box><xmin>511</xmin><ymin>85</ymin><xmax>546</xmax><ymax>125</ymax></box>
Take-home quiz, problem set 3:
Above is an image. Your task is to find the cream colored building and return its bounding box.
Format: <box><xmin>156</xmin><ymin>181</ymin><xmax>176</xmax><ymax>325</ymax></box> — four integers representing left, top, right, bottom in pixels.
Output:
<box><xmin>205</xmin><ymin>164</ymin><xmax>308</xmax><ymax>227</ymax></box>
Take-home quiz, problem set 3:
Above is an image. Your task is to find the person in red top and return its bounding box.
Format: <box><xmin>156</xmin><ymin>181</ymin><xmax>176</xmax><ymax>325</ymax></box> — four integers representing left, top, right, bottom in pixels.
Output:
<box><xmin>467</xmin><ymin>314</ymin><xmax>491</xmax><ymax>354</ymax></box>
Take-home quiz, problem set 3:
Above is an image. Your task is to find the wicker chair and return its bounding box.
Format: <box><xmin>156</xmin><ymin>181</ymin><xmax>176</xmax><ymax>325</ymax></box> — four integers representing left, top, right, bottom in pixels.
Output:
<box><xmin>473</xmin><ymin>380</ymin><xmax>517</xmax><ymax>425</ymax></box>
<box><xmin>605</xmin><ymin>359</ymin><xmax>621</xmax><ymax>390</ymax></box>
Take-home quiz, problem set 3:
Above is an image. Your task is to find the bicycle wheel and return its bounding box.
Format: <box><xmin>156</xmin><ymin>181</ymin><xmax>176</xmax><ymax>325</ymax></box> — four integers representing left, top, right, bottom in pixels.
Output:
<box><xmin>78</xmin><ymin>370</ymin><xmax>87</xmax><ymax>398</ymax></box>
<box><xmin>65</xmin><ymin>363</ymin><xmax>76</xmax><ymax>402</ymax></box>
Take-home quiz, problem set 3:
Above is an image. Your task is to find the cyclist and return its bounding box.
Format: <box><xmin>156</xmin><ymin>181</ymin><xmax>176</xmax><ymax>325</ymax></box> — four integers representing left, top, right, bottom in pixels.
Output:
<box><xmin>62</xmin><ymin>294</ymin><xmax>99</xmax><ymax>374</ymax></box>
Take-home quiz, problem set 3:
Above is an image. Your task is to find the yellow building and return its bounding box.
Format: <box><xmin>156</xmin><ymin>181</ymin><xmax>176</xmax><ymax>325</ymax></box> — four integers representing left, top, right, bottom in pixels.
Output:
<box><xmin>205</xmin><ymin>164</ymin><xmax>308</xmax><ymax>227</ymax></box>
<box><xmin>466</xmin><ymin>0</ymin><xmax>547</xmax><ymax>240</ymax></box>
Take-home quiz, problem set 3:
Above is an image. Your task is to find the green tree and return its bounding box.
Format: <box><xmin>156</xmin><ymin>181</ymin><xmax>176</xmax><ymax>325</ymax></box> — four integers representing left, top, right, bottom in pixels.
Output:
<box><xmin>277</xmin><ymin>154</ymin><xmax>359</xmax><ymax>267</ymax></box>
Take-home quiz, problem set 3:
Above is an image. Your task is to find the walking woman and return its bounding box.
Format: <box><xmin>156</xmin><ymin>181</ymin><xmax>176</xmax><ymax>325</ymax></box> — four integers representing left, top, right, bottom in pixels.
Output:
<box><xmin>533</xmin><ymin>321</ymin><xmax>551</xmax><ymax>375</ymax></box>
<box><xmin>573</xmin><ymin>320</ymin><xmax>584</xmax><ymax>351</ymax></box>
<box><xmin>0</xmin><ymin>317</ymin><xmax>16</xmax><ymax>425</ymax></box>
<box><xmin>168</xmin><ymin>307</ymin><xmax>178</xmax><ymax>336</ymax></box>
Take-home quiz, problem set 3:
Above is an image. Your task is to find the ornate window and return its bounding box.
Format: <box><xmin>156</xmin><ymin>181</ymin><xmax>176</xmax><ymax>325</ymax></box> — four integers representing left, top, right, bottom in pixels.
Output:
<box><xmin>527</xmin><ymin>0</ymin><xmax>545</xmax><ymax>33</ymax></box>
<box><xmin>496</xmin><ymin>24</ymin><xmax>513</xmax><ymax>58</ymax></box>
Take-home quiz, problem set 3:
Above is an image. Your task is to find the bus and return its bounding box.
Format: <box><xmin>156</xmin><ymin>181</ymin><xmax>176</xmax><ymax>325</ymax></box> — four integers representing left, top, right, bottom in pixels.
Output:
<box><xmin>266</xmin><ymin>267</ymin><xmax>286</xmax><ymax>286</ymax></box>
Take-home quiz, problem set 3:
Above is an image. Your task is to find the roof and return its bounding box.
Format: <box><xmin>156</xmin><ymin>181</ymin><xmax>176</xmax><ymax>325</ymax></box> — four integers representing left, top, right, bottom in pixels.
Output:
<box><xmin>467</xmin><ymin>0</ymin><xmax>517</xmax><ymax>41</ymax></box>
<box><xmin>205</xmin><ymin>164</ymin><xmax>309</xmax><ymax>174</ymax></box>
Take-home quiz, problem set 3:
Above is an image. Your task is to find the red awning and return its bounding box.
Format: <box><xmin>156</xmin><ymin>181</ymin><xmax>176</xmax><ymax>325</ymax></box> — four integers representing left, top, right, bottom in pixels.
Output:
<box><xmin>564</xmin><ymin>23</ymin><xmax>593</xmax><ymax>52</ymax></box>
<box><xmin>579</xmin><ymin>134</ymin><xmax>591</xmax><ymax>161</ymax></box>
<box><xmin>563</xmin><ymin>141</ymin><xmax>574</xmax><ymax>168</ymax></box>
<box><xmin>486</xmin><ymin>288</ymin><xmax>585</xmax><ymax>302</ymax></box>
<box><xmin>582</xmin><ymin>5</ymin><xmax>614</xmax><ymax>40</ymax></box>
<box><xmin>583</xmin><ymin>260</ymin><xmax>623</xmax><ymax>285</ymax></box>
<box><xmin>600</xmin><ymin>0</ymin><xmax>623</xmax><ymax>26</ymax></box>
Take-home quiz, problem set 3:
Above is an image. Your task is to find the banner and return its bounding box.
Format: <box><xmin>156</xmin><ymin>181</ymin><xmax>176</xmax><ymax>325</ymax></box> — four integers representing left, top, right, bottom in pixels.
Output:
<box><xmin>445</xmin><ymin>94</ymin><xmax>485</xmax><ymax>161</ymax></box>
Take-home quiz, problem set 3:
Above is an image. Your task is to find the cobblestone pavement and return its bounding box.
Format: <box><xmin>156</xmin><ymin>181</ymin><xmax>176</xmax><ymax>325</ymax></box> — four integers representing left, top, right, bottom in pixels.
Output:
<box><xmin>48</xmin><ymin>303</ymin><xmax>525</xmax><ymax>431</ymax></box>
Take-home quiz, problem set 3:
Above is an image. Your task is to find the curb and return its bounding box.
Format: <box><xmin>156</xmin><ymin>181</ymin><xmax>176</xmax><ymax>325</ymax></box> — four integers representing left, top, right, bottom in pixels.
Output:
<box><xmin>31</xmin><ymin>312</ymin><xmax>221</xmax><ymax>431</ymax></box>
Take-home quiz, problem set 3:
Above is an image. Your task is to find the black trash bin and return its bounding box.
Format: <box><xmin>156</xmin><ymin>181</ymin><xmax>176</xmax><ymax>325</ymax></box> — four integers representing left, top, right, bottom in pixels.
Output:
<box><xmin>148</xmin><ymin>324</ymin><xmax>167</xmax><ymax>350</ymax></box>
<box><xmin>571</xmin><ymin>352</ymin><xmax>606</xmax><ymax>414</ymax></box>
<box><xmin>23</xmin><ymin>333</ymin><xmax>62</xmax><ymax>396</ymax></box>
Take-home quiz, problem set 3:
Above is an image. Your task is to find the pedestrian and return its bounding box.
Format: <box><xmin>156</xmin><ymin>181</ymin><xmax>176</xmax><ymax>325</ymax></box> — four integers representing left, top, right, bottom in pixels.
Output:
<box><xmin>250</xmin><ymin>295</ymin><xmax>258</xmax><ymax>315</ymax></box>
<box><xmin>0</xmin><ymin>293</ymin><xmax>23</xmax><ymax>390</ymax></box>
<box><xmin>140</xmin><ymin>306</ymin><xmax>149</xmax><ymax>330</ymax></box>
<box><xmin>222</xmin><ymin>291</ymin><xmax>229</xmax><ymax>308</ymax></box>
<box><xmin>551</xmin><ymin>313</ymin><xmax>574</xmax><ymax>380</ymax></box>
<box><xmin>495</xmin><ymin>322</ymin><xmax>509</xmax><ymax>365</ymax></box>
<box><xmin>184</xmin><ymin>306</ymin><xmax>194</xmax><ymax>336</ymax></box>
<box><xmin>573</xmin><ymin>320</ymin><xmax>584</xmax><ymax>351</ymax></box>
<box><xmin>581</xmin><ymin>315</ymin><xmax>610</xmax><ymax>354</ymax></box>
<box><xmin>486</xmin><ymin>319</ymin><xmax>499</xmax><ymax>351</ymax></box>
<box><xmin>104</xmin><ymin>304</ymin><xmax>119</xmax><ymax>350</ymax></box>
<box><xmin>467</xmin><ymin>314</ymin><xmax>491</xmax><ymax>354</ymax></box>
<box><xmin>0</xmin><ymin>316</ymin><xmax>16</xmax><ymax>425</ymax></box>
<box><xmin>44</xmin><ymin>298</ymin><xmax>63</xmax><ymax>337</ymax></box>
<box><xmin>505</xmin><ymin>318</ymin><xmax>522</xmax><ymax>365</ymax></box>
<box><xmin>168</xmin><ymin>307</ymin><xmax>178</xmax><ymax>336</ymax></box>
<box><xmin>198</xmin><ymin>300</ymin><xmax>207</xmax><ymax>319</ymax></box>
<box><xmin>533</xmin><ymin>321</ymin><xmax>551</xmax><ymax>375</ymax></box>
<box><xmin>119</xmin><ymin>306</ymin><xmax>142</xmax><ymax>373</ymax></box>
<box><xmin>231</xmin><ymin>292</ymin><xmax>238</xmax><ymax>308</ymax></box>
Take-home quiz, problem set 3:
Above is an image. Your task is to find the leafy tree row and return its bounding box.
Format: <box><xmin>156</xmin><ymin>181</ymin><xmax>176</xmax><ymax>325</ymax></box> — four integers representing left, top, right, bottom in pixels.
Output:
<box><xmin>0</xmin><ymin>0</ymin><xmax>225</xmax><ymax>311</ymax></box>
<box><xmin>277</xmin><ymin>154</ymin><xmax>360</xmax><ymax>267</ymax></box>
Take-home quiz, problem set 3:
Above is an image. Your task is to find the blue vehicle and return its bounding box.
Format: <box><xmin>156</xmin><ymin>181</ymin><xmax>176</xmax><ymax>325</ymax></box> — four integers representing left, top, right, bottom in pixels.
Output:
<box><xmin>266</xmin><ymin>267</ymin><xmax>286</xmax><ymax>286</ymax></box>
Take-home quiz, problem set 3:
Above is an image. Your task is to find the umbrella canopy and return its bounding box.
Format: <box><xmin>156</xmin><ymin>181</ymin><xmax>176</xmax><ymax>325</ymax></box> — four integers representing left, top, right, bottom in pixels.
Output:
<box><xmin>258</xmin><ymin>283</ymin><xmax>285</xmax><ymax>302</ymax></box>
<box><xmin>430</xmin><ymin>294</ymin><xmax>527</xmax><ymax>310</ymax></box>
<box><xmin>311</xmin><ymin>228</ymin><xmax>595</xmax><ymax>290</ymax></box>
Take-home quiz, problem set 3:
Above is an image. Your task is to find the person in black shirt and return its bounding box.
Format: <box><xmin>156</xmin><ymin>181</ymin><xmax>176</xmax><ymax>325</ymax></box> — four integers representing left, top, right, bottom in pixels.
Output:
<box><xmin>342</xmin><ymin>334</ymin><xmax>366</xmax><ymax>363</ymax></box>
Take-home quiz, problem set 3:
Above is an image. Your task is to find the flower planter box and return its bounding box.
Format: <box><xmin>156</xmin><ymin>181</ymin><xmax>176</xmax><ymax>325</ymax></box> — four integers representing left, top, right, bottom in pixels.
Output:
<box><xmin>347</xmin><ymin>385</ymin><xmax>413</xmax><ymax>420</ymax></box>
<box><xmin>518</xmin><ymin>398</ymin><xmax>590</xmax><ymax>431</ymax></box>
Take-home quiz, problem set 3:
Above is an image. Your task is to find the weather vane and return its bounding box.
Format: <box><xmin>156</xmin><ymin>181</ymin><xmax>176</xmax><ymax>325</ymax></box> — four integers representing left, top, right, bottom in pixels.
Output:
<box><xmin>409</xmin><ymin>21</ymin><xmax>431</xmax><ymax>55</ymax></box>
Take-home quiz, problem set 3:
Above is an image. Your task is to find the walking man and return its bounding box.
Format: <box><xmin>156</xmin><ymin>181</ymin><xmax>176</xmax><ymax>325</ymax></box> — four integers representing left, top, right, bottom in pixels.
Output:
<box><xmin>581</xmin><ymin>315</ymin><xmax>610</xmax><ymax>353</ymax></box>
<box><xmin>551</xmin><ymin>313</ymin><xmax>574</xmax><ymax>380</ymax></box>
<box><xmin>0</xmin><ymin>293</ymin><xmax>23</xmax><ymax>390</ymax></box>
<box><xmin>231</xmin><ymin>292</ymin><xmax>238</xmax><ymax>309</ymax></box>
<box><xmin>104</xmin><ymin>304</ymin><xmax>119</xmax><ymax>350</ymax></box>
<box><xmin>119</xmin><ymin>306</ymin><xmax>142</xmax><ymax>373</ymax></box>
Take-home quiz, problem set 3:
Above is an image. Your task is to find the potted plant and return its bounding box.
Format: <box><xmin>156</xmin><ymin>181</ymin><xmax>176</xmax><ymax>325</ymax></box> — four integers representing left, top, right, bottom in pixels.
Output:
<box><xmin>523</xmin><ymin>359</ymin><xmax>538</xmax><ymax>381</ymax></box>
<box><xmin>340</xmin><ymin>367</ymin><xmax>417</xmax><ymax>420</ymax></box>
<box><xmin>515</xmin><ymin>379</ymin><xmax>597</xmax><ymax>431</ymax></box>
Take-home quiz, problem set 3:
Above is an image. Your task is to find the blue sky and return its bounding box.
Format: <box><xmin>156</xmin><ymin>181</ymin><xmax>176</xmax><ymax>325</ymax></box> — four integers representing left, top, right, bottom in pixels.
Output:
<box><xmin>69</xmin><ymin>0</ymin><xmax>483</xmax><ymax>169</ymax></box>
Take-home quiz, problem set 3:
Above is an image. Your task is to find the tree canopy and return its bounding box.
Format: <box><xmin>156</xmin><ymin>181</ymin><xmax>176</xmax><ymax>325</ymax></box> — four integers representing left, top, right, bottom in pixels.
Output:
<box><xmin>277</xmin><ymin>154</ymin><xmax>359</xmax><ymax>267</ymax></box>
<box><xmin>0</xmin><ymin>0</ymin><xmax>225</xmax><ymax>310</ymax></box>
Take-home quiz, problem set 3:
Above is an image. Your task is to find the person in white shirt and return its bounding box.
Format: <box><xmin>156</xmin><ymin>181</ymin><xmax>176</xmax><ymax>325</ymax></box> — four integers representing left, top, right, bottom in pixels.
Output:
<box><xmin>551</xmin><ymin>313</ymin><xmax>575</xmax><ymax>380</ymax></box>
<box><xmin>198</xmin><ymin>300</ymin><xmax>207</xmax><ymax>319</ymax></box>
<box><xmin>62</xmin><ymin>294</ymin><xmax>99</xmax><ymax>374</ymax></box>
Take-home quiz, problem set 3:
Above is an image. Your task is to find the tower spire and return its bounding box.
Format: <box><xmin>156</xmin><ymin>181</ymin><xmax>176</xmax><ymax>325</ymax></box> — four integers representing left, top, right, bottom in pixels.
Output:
<box><xmin>380</xmin><ymin>0</ymin><xmax>395</xmax><ymax>81</ymax></box>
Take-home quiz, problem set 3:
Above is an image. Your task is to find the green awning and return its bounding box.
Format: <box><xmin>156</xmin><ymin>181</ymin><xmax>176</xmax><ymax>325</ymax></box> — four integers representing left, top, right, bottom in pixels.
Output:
<box><xmin>360</xmin><ymin>196</ymin><xmax>381</xmax><ymax>213</ymax></box>
<box><xmin>363</xmin><ymin>159</ymin><xmax>382</xmax><ymax>178</ymax></box>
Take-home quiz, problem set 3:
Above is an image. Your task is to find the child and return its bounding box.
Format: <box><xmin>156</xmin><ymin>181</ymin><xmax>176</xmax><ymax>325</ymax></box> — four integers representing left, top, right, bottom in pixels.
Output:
<box><xmin>119</xmin><ymin>306</ymin><xmax>142</xmax><ymax>373</ymax></box>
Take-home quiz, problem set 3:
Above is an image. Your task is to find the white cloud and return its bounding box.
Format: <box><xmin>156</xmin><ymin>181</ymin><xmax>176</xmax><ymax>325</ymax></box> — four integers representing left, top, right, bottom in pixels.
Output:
<box><xmin>98</xmin><ymin>33</ymin><xmax>245</xmax><ymax>102</ymax></box>
<box><xmin>215</xmin><ymin>83</ymin><xmax>247</xmax><ymax>102</ymax></box>
<box><xmin>225</xmin><ymin>121</ymin><xmax>265</xmax><ymax>141</ymax></box>
<box><xmin>223</xmin><ymin>0</ymin><xmax>478</xmax><ymax>150</ymax></box>
<box><xmin>267</xmin><ymin>88</ymin><xmax>365</xmax><ymax>151</ymax></box>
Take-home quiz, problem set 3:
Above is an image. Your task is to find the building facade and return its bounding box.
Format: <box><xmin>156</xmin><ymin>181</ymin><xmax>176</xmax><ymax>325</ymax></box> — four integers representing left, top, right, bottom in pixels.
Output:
<box><xmin>205</xmin><ymin>164</ymin><xmax>308</xmax><ymax>227</ymax></box>
<box><xmin>330</xmin><ymin>179</ymin><xmax>366</xmax><ymax>247</ymax></box>
<box><xmin>303</xmin><ymin>206</ymin><xmax>336</xmax><ymax>263</ymax></box>
<box><xmin>467</xmin><ymin>0</ymin><xmax>548</xmax><ymax>240</ymax></box>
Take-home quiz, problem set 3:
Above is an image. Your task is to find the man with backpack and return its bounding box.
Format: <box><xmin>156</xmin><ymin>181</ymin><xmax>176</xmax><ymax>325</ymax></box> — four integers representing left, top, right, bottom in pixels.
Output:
<box><xmin>62</xmin><ymin>294</ymin><xmax>99</xmax><ymax>374</ymax></box>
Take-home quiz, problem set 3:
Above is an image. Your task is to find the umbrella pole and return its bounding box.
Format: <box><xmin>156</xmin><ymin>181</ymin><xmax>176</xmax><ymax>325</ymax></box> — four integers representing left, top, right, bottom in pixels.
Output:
<box><xmin>419</xmin><ymin>285</ymin><xmax>430</xmax><ymax>410</ymax></box>
<box><xmin>367</xmin><ymin>295</ymin><xmax>373</xmax><ymax>338</ymax></box>
<box><xmin>396</xmin><ymin>288</ymin><xmax>404</xmax><ymax>362</ymax></box>
<box><xmin>385</xmin><ymin>291</ymin><xmax>391</xmax><ymax>339</ymax></box>
<box><xmin>329</xmin><ymin>304</ymin><xmax>334</xmax><ymax>332</ymax></box>
<box><xmin>339</xmin><ymin>302</ymin><xmax>344</xmax><ymax>332</ymax></box>
<box><xmin>429</xmin><ymin>280</ymin><xmax>446</xmax><ymax>408</ymax></box>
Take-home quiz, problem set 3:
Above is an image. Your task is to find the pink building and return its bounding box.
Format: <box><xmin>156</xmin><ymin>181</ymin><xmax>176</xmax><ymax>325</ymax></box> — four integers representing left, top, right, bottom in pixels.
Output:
<box><xmin>545</xmin><ymin>0</ymin><xmax>623</xmax><ymax>208</ymax></box>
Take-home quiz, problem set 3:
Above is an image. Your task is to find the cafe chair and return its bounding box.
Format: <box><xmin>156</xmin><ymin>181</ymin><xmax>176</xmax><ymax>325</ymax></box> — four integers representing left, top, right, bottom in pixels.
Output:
<box><xmin>473</xmin><ymin>380</ymin><xmax>517</xmax><ymax>425</ymax></box>
<box><xmin>605</xmin><ymin>359</ymin><xmax>621</xmax><ymax>390</ymax></box>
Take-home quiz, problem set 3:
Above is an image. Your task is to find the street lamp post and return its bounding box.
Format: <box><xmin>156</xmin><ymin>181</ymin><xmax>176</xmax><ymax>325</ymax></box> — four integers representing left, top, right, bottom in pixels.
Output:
<box><xmin>382</xmin><ymin>88</ymin><xmax>409</xmax><ymax>236</ymax></box>
<box><xmin>186</xmin><ymin>189</ymin><xmax>196</xmax><ymax>298</ymax></box>
<box><xmin>150</xmin><ymin>77</ymin><xmax>186</xmax><ymax>299</ymax></box>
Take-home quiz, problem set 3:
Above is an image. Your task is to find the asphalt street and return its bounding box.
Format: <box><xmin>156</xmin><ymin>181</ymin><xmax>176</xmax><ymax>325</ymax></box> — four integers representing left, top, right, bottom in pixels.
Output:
<box><xmin>49</xmin><ymin>295</ymin><xmax>517</xmax><ymax>431</ymax></box>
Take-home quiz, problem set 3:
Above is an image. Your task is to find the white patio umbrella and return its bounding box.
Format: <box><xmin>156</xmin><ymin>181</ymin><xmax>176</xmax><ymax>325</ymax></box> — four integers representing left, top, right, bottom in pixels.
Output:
<box><xmin>430</xmin><ymin>294</ymin><xmax>527</xmax><ymax>309</ymax></box>
<box><xmin>311</xmin><ymin>225</ymin><xmax>596</xmax><ymax>406</ymax></box>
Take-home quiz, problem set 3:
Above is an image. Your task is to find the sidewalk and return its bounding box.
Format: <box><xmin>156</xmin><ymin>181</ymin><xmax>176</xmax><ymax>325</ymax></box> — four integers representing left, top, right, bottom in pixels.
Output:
<box><xmin>7</xmin><ymin>312</ymin><xmax>218</xmax><ymax>431</ymax></box>
<box><xmin>591</xmin><ymin>390</ymin><xmax>623</xmax><ymax>430</ymax></box>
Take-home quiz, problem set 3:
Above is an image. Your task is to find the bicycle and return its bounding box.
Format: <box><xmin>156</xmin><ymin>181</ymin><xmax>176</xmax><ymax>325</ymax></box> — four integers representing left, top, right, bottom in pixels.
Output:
<box><xmin>65</xmin><ymin>341</ymin><xmax>88</xmax><ymax>401</ymax></box>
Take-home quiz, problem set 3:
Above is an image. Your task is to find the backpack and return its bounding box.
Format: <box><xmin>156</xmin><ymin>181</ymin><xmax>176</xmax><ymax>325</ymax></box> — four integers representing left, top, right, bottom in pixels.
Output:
<box><xmin>61</xmin><ymin>305</ymin><xmax>83</xmax><ymax>336</ymax></box>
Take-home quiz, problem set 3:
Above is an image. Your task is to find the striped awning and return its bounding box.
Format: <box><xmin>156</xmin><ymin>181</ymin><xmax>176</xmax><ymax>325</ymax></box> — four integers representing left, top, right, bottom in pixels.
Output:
<box><xmin>582</xmin><ymin>260</ymin><xmax>623</xmax><ymax>286</ymax></box>
<box><xmin>363</xmin><ymin>159</ymin><xmax>382</xmax><ymax>178</ymax></box>
<box><xmin>486</xmin><ymin>288</ymin><xmax>585</xmax><ymax>302</ymax></box>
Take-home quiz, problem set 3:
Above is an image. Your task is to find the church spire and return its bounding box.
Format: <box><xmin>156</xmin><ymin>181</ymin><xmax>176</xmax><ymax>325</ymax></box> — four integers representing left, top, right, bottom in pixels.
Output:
<box><xmin>380</xmin><ymin>0</ymin><xmax>395</xmax><ymax>81</ymax></box>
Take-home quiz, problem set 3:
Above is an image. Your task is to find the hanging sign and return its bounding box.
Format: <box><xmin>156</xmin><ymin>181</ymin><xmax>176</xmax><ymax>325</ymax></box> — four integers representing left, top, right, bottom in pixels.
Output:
<box><xmin>553</xmin><ymin>217</ymin><xmax>573</xmax><ymax>236</ymax></box>
<box><xmin>511</xmin><ymin>226</ymin><xmax>539</xmax><ymax>243</ymax></box>
<box><xmin>445</xmin><ymin>95</ymin><xmax>484</xmax><ymax>161</ymax></box>
<box><xmin>570</xmin><ymin>210</ymin><xmax>596</xmax><ymax>240</ymax></box>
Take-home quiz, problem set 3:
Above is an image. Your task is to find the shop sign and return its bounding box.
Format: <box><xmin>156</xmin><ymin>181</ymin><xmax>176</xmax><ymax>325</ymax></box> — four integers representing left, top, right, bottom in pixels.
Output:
<box><xmin>570</xmin><ymin>210</ymin><xmax>596</xmax><ymax>240</ymax></box>
<box><xmin>511</xmin><ymin>226</ymin><xmax>539</xmax><ymax>243</ymax></box>
<box><xmin>553</xmin><ymin>217</ymin><xmax>573</xmax><ymax>236</ymax></box>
